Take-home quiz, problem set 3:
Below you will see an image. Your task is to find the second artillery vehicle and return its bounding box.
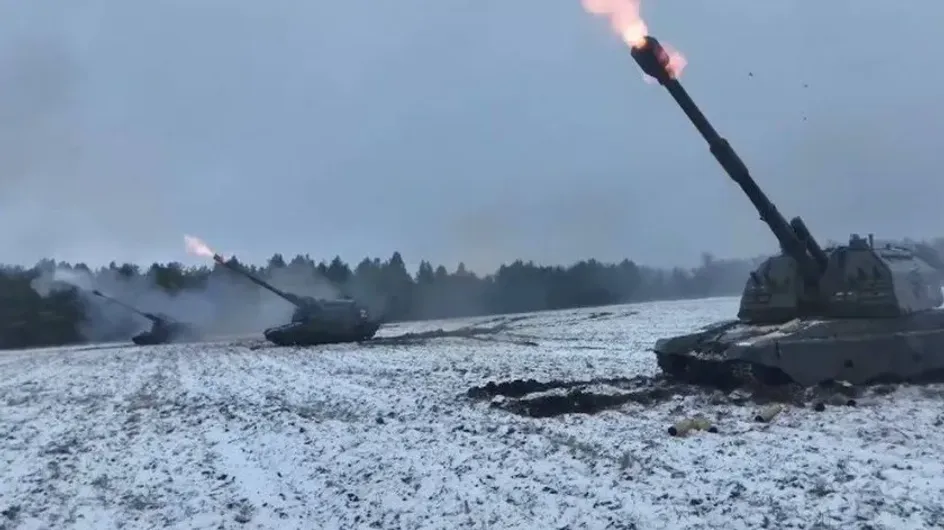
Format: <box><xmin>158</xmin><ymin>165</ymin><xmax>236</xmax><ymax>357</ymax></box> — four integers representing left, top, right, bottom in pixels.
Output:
<box><xmin>212</xmin><ymin>255</ymin><xmax>382</xmax><ymax>346</ymax></box>
<box><xmin>92</xmin><ymin>290</ymin><xmax>201</xmax><ymax>346</ymax></box>
<box><xmin>628</xmin><ymin>36</ymin><xmax>944</xmax><ymax>389</ymax></box>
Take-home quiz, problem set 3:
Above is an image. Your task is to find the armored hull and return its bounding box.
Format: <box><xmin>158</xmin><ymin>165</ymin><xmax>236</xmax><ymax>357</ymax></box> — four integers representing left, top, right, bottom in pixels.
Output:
<box><xmin>654</xmin><ymin>309</ymin><xmax>944</xmax><ymax>389</ymax></box>
<box><xmin>131</xmin><ymin>322</ymin><xmax>201</xmax><ymax>346</ymax></box>
<box><xmin>210</xmin><ymin>253</ymin><xmax>384</xmax><ymax>348</ymax></box>
<box><xmin>91</xmin><ymin>289</ymin><xmax>201</xmax><ymax>346</ymax></box>
<box><xmin>263</xmin><ymin>319</ymin><xmax>381</xmax><ymax>347</ymax></box>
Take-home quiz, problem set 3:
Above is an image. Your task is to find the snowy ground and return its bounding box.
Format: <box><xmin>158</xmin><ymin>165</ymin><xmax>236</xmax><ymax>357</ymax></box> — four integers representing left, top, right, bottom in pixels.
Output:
<box><xmin>2</xmin><ymin>296</ymin><xmax>944</xmax><ymax>529</ymax></box>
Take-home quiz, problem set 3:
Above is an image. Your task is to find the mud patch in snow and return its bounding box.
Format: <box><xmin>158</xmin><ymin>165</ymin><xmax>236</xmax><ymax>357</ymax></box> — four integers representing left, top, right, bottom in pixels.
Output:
<box><xmin>467</xmin><ymin>375</ymin><xmax>888</xmax><ymax>420</ymax></box>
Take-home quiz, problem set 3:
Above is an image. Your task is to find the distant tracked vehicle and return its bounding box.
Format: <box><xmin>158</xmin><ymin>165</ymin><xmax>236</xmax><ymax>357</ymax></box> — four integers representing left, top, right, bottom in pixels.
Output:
<box><xmin>91</xmin><ymin>290</ymin><xmax>201</xmax><ymax>346</ymax></box>
<box><xmin>630</xmin><ymin>36</ymin><xmax>944</xmax><ymax>388</ymax></box>
<box><xmin>212</xmin><ymin>255</ymin><xmax>382</xmax><ymax>346</ymax></box>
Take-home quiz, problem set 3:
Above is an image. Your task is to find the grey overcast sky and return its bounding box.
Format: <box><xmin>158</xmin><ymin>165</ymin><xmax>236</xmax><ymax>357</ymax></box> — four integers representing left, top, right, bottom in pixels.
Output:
<box><xmin>1</xmin><ymin>0</ymin><xmax>942</xmax><ymax>273</ymax></box>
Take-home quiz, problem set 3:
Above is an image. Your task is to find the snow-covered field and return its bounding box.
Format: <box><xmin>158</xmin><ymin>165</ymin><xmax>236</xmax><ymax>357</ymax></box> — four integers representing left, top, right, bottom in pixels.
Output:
<box><xmin>2</xmin><ymin>296</ymin><xmax>944</xmax><ymax>529</ymax></box>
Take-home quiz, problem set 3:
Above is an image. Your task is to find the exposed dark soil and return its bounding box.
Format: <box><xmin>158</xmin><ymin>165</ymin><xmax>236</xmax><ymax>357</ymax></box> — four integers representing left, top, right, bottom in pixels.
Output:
<box><xmin>495</xmin><ymin>386</ymin><xmax>682</xmax><ymax>418</ymax></box>
<box><xmin>467</xmin><ymin>376</ymin><xmax>659</xmax><ymax>400</ymax></box>
<box><xmin>467</xmin><ymin>376</ymin><xmax>699</xmax><ymax>417</ymax></box>
<box><xmin>466</xmin><ymin>376</ymin><xmax>865</xmax><ymax>419</ymax></box>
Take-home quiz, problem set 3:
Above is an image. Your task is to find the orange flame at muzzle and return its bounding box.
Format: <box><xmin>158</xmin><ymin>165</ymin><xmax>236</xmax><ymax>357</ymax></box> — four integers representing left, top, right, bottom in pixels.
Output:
<box><xmin>581</xmin><ymin>0</ymin><xmax>686</xmax><ymax>81</ymax></box>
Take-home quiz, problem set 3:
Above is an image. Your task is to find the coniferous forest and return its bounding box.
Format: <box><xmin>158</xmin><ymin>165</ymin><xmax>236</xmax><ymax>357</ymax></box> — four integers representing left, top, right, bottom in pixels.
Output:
<box><xmin>4</xmin><ymin>236</ymin><xmax>944</xmax><ymax>350</ymax></box>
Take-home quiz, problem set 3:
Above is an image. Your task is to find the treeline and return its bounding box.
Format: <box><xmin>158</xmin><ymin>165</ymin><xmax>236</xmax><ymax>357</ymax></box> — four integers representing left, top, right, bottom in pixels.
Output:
<box><xmin>4</xmin><ymin>236</ymin><xmax>944</xmax><ymax>350</ymax></box>
<box><xmin>1</xmin><ymin>251</ymin><xmax>757</xmax><ymax>350</ymax></box>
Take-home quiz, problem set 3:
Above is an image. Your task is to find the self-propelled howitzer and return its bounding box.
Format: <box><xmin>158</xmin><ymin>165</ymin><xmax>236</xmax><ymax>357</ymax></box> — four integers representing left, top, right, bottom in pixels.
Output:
<box><xmin>212</xmin><ymin>254</ymin><xmax>381</xmax><ymax>346</ymax></box>
<box><xmin>91</xmin><ymin>290</ymin><xmax>200</xmax><ymax>346</ymax></box>
<box><xmin>632</xmin><ymin>36</ymin><xmax>944</xmax><ymax>388</ymax></box>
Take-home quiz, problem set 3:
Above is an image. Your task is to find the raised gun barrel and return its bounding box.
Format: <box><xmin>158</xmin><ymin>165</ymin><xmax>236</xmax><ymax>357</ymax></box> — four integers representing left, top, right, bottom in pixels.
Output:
<box><xmin>789</xmin><ymin>216</ymin><xmax>828</xmax><ymax>271</ymax></box>
<box><xmin>630</xmin><ymin>36</ymin><xmax>823</xmax><ymax>283</ymax></box>
<box><xmin>212</xmin><ymin>254</ymin><xmax>307</xmax><ymax>308</ymax></box>
<box><xmin>91</xmin><ymin>289</ymin><xmax>162</xmax><ymax>324</ymax></box>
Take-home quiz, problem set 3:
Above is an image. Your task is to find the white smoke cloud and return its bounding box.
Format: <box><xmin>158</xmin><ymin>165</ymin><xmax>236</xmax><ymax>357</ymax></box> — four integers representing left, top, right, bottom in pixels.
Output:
<box><xmin>28</xmin><ymin>261</ymin><xmax>354</xmax><ymax>343</ymax></box>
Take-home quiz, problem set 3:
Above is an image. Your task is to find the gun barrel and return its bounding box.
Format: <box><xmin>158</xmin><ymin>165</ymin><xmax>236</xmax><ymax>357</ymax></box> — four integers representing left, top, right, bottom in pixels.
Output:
<box><xmin>213</xmin><ymin>254</ymin><xmax>301</xmax><ymax>307</ymax></box>
<box><xmin>790</xmin><ymin>217</ymin><xmax>828</xmax><ymax>272</ymax></box>
<box><xmin>630</xmin><ymin>36</ymin><xmax>821</xmax><ymax>283</ymax></box>
<box><xmin>91</xmin><ymin>290</ymin><xmax>161</xmax><ymax>323</ymax></box>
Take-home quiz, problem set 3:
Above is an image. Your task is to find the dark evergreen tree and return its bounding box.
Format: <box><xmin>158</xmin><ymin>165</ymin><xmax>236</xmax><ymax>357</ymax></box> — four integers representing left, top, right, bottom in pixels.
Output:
<box><xmin>12</xmin><ymin>238</ymin><xmax>910</xmax><ymax>350</ymax></box>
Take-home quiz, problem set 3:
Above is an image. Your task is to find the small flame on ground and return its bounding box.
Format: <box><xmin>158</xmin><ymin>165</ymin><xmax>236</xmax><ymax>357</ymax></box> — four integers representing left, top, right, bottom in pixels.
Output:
<box><xmin>184</xmin><ymin>234</ymin><xmax>215</xmax><ymax>259</ymax></box>
<box><xmin>580</xmin><ymin>0</ymin><xmax>687</xmax><ymax>80</ymax></box>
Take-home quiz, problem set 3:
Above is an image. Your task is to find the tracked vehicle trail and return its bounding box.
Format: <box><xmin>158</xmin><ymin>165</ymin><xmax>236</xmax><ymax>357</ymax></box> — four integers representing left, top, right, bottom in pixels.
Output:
<box><xmin>230</xmin><ymin>315</ymin><xmax>544</xmax><ymax>352</ymax></box>
<box><xmin>466</xmin><ymin>375</ymin><xmax>866</xmax><ymax>418</ymax></box>
<box><xmin>366</xmin><ymin>317</ymin><xmax>540</xmax><ymax>347</ymax></box>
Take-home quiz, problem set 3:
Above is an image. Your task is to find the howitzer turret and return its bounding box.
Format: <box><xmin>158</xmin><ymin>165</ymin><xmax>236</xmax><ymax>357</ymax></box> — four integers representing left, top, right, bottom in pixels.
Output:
<box><xmin>91</xmin><ymin>290</ymin><xmax>200</xmax><ymax>346</ymax></box>
<box><xmin>631</xmin><ymin>35</ymin><xmax>944</xmax><ymax>388</ymax></box>
<box><xmin>212</xmin><ymin>254</ymin><xmax>381</xmax><ymax>346</ymax></box>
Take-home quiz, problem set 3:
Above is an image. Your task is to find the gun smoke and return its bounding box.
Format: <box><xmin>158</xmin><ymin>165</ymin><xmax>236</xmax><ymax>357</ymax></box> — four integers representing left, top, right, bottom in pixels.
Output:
<box><xmin>29</xmin><ymin>262</ymin><xmax>349</xmax><ymax>343</ymax></box>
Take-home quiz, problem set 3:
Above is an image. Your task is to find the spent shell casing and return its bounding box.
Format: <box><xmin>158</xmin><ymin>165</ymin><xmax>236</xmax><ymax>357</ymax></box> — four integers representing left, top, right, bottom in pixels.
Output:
<box><xmin>691</xmin><ymin>415</ymin><xmax>713</xmax><ymax>432</ymax></box>
<box><xmin>668</xmin><ymin>418</ymin><xmax>696</xmax><ymax>437</ymax></box>
<box><xmin>754</xmin><ymin>403</ymin><xmax>784</xmax><ymax>423</ymax></box>
<box><xmin>826</xmin><ymin>394</ymin><xmax>857</xmax><ymax>407</ymax></box>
